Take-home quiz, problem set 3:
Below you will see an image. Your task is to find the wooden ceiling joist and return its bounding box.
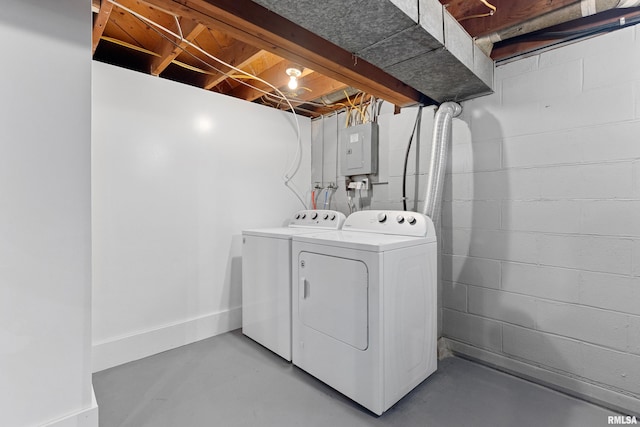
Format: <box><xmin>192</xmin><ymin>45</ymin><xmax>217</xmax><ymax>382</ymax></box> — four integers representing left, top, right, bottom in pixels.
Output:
<box><xmin>150</xmin><ymin>19</ymin><xmax>206</xmax><ymax>76</ymax></box>
<box><xmin>201</xmin><ymin>44</ymin><xmax>262</xmax><ymax>90</ymax></box>
<box><xmin>110</xmin><ymin>0</ymin><xmax>177</xmax><ymax>50</ymax></box>
<box><xmin>216</xmin><ymin>50</ymin><xmax>283</xmax><ymax>92</ymax></box>
<box><xmin>227</xmin><ymin>61</ymin><xmax>313</xmax><ymax>102</ymax></box>
<box><xmin>92</xmin><ymin>0</ymin><xmax>102</xmax><ymax>13</ymax></box>
<box><xmin>93</xmin><ymin>0</ymin><xmax>114</xmax><ymax>54</ymax></box>
<box><xmin>286</xmin><ymin>74</ymin><xmax>349</xmax><ymax>105</ymax></box>
<box><xmin>136</xmin><ymin>0</ymin><xmax>424</xmax><ymax>107</ymax></box>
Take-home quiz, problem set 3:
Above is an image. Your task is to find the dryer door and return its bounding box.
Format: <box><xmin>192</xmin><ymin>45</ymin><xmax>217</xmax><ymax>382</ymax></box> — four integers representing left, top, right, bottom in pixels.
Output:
<box><xmin>297</xmin><ymin>252</ymin><xmax>368</xmax><ymax>350</ymax></box>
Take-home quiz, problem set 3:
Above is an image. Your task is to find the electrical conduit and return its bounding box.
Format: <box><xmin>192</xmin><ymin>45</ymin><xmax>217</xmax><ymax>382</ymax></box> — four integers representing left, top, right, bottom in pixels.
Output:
<box><xmin>422</xmin><ymin>102</ymin><xmax>462</xmax><ymax>229</ymax></box>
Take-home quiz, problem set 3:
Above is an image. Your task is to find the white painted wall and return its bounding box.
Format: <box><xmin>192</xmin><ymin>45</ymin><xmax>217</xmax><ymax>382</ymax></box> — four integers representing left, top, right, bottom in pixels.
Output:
<box><xmin>92</xmin><ymin>62</ymin><xmax>311</xmax><ymax>371</ymax></box>
<box><xmin>0</xmin><ymin>1</ymin><xmax>96</xmax><ymax>426</ymax></box>
<box><xmin>442</xmin><ymin>25</ymin><xmax>640</xmax><ymax>414</ymax></box>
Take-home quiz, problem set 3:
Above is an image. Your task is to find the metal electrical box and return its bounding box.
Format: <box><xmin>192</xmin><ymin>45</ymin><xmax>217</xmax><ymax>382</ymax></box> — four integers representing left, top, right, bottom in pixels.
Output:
<box><xmin>340</xmin><ymin>122</ymin><xmax>378</xmax><ymax>176</ymax></box>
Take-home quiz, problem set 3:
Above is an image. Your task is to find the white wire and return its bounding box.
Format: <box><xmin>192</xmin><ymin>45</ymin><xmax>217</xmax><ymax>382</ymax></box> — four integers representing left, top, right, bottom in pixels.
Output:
<box><xmin>149</xmin><ymin>33</ymin><xmax>304</xmax><ymax>109</ymax></box>
<box><xmin>107</xmin><ymin>0</ymin><xmax>307</xmax><ymax>209</ymax></box>
<box><xmin>174</xmin><ymin>15</ymin><xmax>183</xmax><ymax>41</ymax></box>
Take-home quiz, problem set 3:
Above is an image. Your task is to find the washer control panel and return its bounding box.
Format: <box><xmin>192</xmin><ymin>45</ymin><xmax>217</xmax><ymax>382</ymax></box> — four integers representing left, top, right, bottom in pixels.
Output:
<box><xmin>342</xmin><ymin>210</ymin><xmax>432</xmax><ymax>237</ymax></box>
<box><xmin>289</xmin><ymin>210</ymin><xmax>346</xmax><ymax>229</ymax></box>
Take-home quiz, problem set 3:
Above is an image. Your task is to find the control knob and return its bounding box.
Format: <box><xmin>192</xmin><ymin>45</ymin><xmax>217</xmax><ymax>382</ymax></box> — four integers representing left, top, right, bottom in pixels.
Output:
<box><xmin>377</xmin><ymin>213</ymin><xmax>387</xmax><ymax>223</ymax></box>
<box><xmin>323</xmin><ymin>213</ymin><xmax>329</xmax><ymax>220</ymax></box>
<box><xmin>407</xmin><ymin>215</ymin><xmax>417</xmax><ymax>225</ymax></box>
<box><xmin>396</xmin><ymin>215</ymin><xmax>405</xmax><ymax>224</ymax></box>
<box><xmin>311</xmin><ymin>212</ymin><xmax>318</xmax><ymax>220</ymax></box>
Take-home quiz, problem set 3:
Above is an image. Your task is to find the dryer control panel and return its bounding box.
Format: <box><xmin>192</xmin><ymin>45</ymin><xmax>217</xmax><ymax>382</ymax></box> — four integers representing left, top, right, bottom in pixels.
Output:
<box><xmin>342</xmin><ymin>210</ymin><xmax>433</xmax><ymax>237</ymax></box>
<box><xmin>289</xmin><ymin>210</ymin><xmax>346</xmax><ymax>229</ymax></box>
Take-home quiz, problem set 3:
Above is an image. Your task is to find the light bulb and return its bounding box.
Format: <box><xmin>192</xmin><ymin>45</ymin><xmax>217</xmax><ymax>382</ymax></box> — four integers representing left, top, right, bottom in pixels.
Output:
<box><xmin>288</xmin><ymin>75</ymin><xmax>298</xmax><ymax>90</ymax></box>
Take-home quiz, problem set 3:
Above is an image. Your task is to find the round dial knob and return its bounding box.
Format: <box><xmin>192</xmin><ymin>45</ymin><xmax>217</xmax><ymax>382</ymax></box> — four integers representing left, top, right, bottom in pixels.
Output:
<box><xmin>396</xmin><ymin>215</ymin><xmax>405</xmax><ymax>224</ymax></box>
<box><xmin>295</xmin><ymin>214</ymin><xmax>301</xmax><ymax>219</ymax></box>
<box><xmin>311</xmin><ymin>212</ymin><xmax>318</xmax><ymax>220</ymax></box>
<box><xmin>301</xmin><ymin>213</ymin><xmax>306</xmax><ymax>219</ymax></box>
<box><xmin>407</xmin><ymin>215</ymin><xmax>417</xmax><ymax>225</ymax></box>
<box><xmin>330</xmin><ymin>214</ymin><xmax>336</xmax><ymax>221</ymax></box>
<box><xmin>323</xmin><ymin>213</ymin><xmax>329</xmax><ymax>220</ymax></box>
<box><xmin>377</xmin><ymin>213</ymin><xmax>387</xmax><ymax>223</ymax></box>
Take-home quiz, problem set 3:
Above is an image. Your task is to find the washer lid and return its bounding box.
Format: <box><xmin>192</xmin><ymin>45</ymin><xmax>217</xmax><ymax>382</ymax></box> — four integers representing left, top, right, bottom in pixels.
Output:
<box><xmin>292</xmin><ymin>230</ymin><xmax>434</xmax><ymax>252</ymax></box>
<box><xmin>243</xmin><ymin>227</ymin><xmax>337</xmax><ymax>240</ymax></box>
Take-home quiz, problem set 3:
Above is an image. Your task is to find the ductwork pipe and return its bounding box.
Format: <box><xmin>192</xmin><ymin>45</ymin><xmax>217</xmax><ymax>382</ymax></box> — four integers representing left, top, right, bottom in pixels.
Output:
<box><xmin>476</xmin><ymin>0</ymin><xmax>640</xmax><ymax>55</ymax></box>
<box><xmin>423</xmin><ymin>102</ymin><xmax>462</xmax><ymax>229</ymax></box>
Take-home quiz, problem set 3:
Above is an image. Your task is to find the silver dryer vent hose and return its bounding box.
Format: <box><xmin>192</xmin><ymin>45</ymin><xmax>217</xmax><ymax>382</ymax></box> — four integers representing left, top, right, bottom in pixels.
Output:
<box><xmin>423</xmin><ymin>102</ymin><xmax>462</xmax><ymax>229</ymax></box>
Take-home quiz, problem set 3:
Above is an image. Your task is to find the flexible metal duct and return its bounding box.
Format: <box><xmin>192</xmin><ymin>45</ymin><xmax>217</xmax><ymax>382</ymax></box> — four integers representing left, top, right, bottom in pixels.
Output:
<box><xmin>477</xmin><ymin>0</ymin><xmax>640</xmax><ymax>55</ymax></box>
<box><xmin>423</xmin><ymin>102</ymin><xmax>462</xmax><ymax>229</ymax></box>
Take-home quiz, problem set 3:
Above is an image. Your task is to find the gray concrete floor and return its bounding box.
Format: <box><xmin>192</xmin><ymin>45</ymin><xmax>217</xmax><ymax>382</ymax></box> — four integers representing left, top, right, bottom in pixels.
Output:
<box><xmin>94</xmin><ymin>329</ymin><xmax>616</xmax><ymax>427</ymax></box>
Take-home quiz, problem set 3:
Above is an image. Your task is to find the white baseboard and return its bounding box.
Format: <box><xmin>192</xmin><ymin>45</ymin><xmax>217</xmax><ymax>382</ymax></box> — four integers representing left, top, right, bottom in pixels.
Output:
<box><xmin>92</xmin><ymin>307</ymin><xmax>241</xmax><ymax>372</ymax></box>
<box><xmin>443</xmin><ymin>338</ymin><xmax>640</xmax><ymax>417</ymax></box>
<box><xmin>43</xmin><ymin>386</ymin><xmax>99</xmax><ymax>427</ymax></box>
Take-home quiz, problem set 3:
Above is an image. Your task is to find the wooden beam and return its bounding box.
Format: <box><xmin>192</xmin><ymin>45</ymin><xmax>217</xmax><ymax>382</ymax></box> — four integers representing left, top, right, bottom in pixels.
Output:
<box><xmin>137</xmin><ymin>0</ymin><xmax>425</xmax><ymax>106</ymax></box>
<box><xmin>201</xmin><ymin>43</ymin><xmax>262</xmax><ymax>90</ymax></box>
<box><xmin>228</xmin><ymin>61</ymin><xmax>313</xmax><ymax>102</ymax></box>
<box><xmin>441</xmin><ymin>0</ymin><xmax>580</xmax><ymax>38</ymax></box>
<box><xmin>150</xmin><ymin>19</ymin><xmax>206</xmax><ymax>75</ymax></box>
<box><xmin>216</xmin><ymin>50</ymin><xmax>282</xmax><ymax>92</ymax></box>
<box><xmin>285</xmin><ymin>73</ymin><xmax>349</xmax><ymax>104</ymax></box>
<box><xmin>92</xmin><ymin>0</ymin><xmax>114</xmax><ymax>55</ymax></box>
<box><xmin>92</xmin><ymin>0</ymin><xmax>101</xmax><ymax>13</ymax></box>
<box><xmin>111</xmin><ymin>0</ymin><xmax>184</xmax><ymax>52</ymax></box>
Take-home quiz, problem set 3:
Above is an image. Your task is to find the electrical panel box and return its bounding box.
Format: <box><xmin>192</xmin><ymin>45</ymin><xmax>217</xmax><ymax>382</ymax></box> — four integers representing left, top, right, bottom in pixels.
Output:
<box><xmin>340</xmin><ymin>122</ymin><xmax>378</xmax><ymax>176</ymax></box>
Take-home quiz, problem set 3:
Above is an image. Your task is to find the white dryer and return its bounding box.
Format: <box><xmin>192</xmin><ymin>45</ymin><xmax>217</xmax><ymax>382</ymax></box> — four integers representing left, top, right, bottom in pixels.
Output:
<box><xmin>242</xmin><ymin>210</ymin><xmax>346</xmax><ymax>361</ymax></box>
<box><xmin>291</xmin><ymin>210</ymin><xmax>437</xmax><ymax>415</ymax></box>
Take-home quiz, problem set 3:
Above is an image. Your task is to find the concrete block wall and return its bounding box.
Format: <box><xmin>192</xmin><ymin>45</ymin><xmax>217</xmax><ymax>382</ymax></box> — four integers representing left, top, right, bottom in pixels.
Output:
<box><xmin>443</xmin><ymin>25</ymin><xmax>640</xmax><ymax>414</ymax></box>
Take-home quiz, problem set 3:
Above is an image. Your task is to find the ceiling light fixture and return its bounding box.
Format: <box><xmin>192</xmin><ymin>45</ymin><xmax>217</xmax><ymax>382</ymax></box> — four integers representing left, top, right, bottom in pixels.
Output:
<box><xmin>286</xmin><ymin>67</ymin><xmax>302</xmax><ymax>90</ymax></box>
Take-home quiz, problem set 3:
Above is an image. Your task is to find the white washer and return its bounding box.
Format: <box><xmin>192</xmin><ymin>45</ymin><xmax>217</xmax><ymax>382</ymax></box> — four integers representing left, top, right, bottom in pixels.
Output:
<box><xmin>291</xmin><ymin>210</ymin><xmax>437</xmax><ymax>415</ymax></box>
<box><xmin>242</xmin><ymin>210</ymin><xmax>346</xmax><ymax>361</ymax></box>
